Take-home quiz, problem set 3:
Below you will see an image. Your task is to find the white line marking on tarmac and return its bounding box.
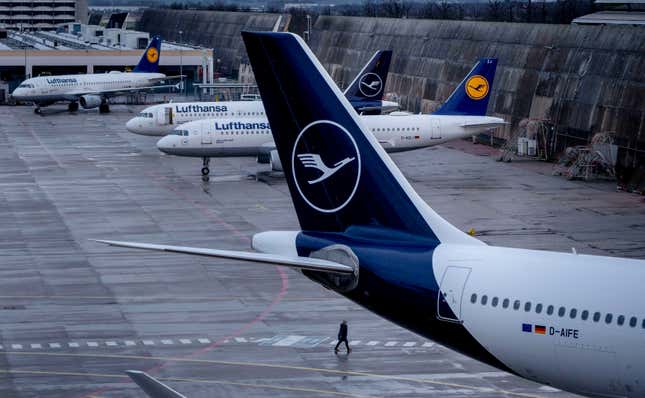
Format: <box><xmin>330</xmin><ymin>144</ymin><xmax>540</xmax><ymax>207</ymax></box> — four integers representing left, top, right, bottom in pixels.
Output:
<box><xmin>234</xmin><ymin>337</ymin><xmax>247</xmax><ymax>343</ymax></box>
<box><xmin>105</xmin><ymin>341</ymin><xmax>117</xmax><ymax>347</ymax></box>
<box><xmin>161</xmin><ymin>339</ymin><xmax>173</xmax><ymax>345</ymax></box>
<box><xmin>197</xmin><ymin>338</ymin><xmax>211</xmax><ymax>344</ymax></box>
<box><xmin>422</xmin><ymin>342</ymin><xmax>434</xmax><ymax>347</ymax></box>
<box><xmin>11</xmin><ymin>344</ymin><xmax>22</xmax><ymax>350</ymax></box>
<box><xmin>403</xmin><ymin>342</ymin><xmax>416</xmax><ymax>347</ymax></box>
<box><xmin>142</xmin><ymin>340</ymin><xmax>155</xmax><ymax>346</ymax></box>
<box><xmin>273</xmin><ymin>336</ymin><xmax>305</xmax><ymax>347</ymax></box>
<box><xmin>124</xmin><ymin>341</ymin><xmax>136</xmax><ymax>346</ymax></box>
<box><xmin>49</xmin><ymin>343</ymin><xmax>61</xmax><ymax>349</ymax></box>
<box><xmin>68</xmin><ymin>342</ymin><xmax>79</xmax><ymax>348</ymax></box>
<box><xmin>366</xmin><ymin>341</ymin><xmax>379</xmax><ymax>346</ymax></box>
<box><xmin>179</xmin><ymin>339</ymin><xmax>192</xmax><ymax>345</ymax></box>
<box><xmin>87</xmin><ymin>342</ymin><xmax>98</xmax><ymax>347</ymax></box>
<box><xmin>385</xmin><ymin>341</ymin><xmax>398</xmax><ymax>347</ymax></box>
<box><xmin>350</xmin><ymin>341</ymin><xmax>361</xmax><ymax>345</ymax></box>
<box><xmin>30</xmin><ymin>344</ymin><xmax>42</xmax><ymax>349</ymax></box>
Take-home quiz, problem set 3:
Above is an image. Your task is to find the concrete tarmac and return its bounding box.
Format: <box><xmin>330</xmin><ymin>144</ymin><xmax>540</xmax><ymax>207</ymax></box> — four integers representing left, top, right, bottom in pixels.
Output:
<box><xmin>0</xmin><ymin>105</ymin><xmax>643</xmax><ymax>398</ymax></box>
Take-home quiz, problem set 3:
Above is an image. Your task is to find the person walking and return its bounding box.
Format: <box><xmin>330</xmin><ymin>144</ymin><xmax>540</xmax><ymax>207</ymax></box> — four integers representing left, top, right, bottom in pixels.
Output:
<box><xmin>334</xmin><ymin>320</ymin><xmax>351</xmax><ymax>354</ymax></box>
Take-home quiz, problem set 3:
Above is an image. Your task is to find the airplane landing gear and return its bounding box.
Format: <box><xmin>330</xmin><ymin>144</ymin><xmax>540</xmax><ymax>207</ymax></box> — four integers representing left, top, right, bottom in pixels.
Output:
<box><xmin>99</xmin><ymin>103</ymin><xmax>110</xmax><ymax>113</ymax></box>
<box><xmin>68</xmin><ymin>102</ymin><xmax>79</xmax><ymax>112</ymax></box>
<box><xmin>34</xmin><ymin>106</ymin><xmax>41</xmax><ymax>114</ymax></box>
<box><xmin>201</xmin><ymin>157</ymin><xmax>210</xmax><ymax>176</ymax></box>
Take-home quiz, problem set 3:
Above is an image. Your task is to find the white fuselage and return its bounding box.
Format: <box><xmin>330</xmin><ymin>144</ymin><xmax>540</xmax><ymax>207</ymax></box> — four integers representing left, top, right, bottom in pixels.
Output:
<box><xmin>11</xmin><ymin>72</ymin><xmax>166</xmax><ymax>104</ymax></box>
<box><xmin>156</xmin><ymin>114</ymin><xmax>504</xmax><ymax>157</ymax></box>
<box><xmin>434</xmin><ymin>244</ymin><xmax>645</xmax><ymax>398</ymax></box>
<box><xmin>126</xmin><ymin>100</ymin><xmax>400</xmax><ymax>136</ymax></box>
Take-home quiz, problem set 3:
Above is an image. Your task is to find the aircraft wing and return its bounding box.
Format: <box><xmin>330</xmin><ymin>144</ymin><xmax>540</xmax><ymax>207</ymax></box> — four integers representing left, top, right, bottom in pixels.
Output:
<box><xmin>71</xmin><ymin>84</ymin><xmax>180</xmax><ymax>98</ymax></box>
<box><xmin>460</xmin><ymin>121</ymin><xmax>507</xmax><ymax>130</ymax></box>
<box><xmin>92</xmin><ymin>239</ymin><xmax>355</xmax><ymax>274</ymax></box>
<box><xmin>126</xmin><ymin>370</ymin><xmax>186</xmax><ymax>398</ymax></box>
<box><xmin>148</xmin><ymin>75</ymin><xmax>184</xmax><ymax>83</ymax></box>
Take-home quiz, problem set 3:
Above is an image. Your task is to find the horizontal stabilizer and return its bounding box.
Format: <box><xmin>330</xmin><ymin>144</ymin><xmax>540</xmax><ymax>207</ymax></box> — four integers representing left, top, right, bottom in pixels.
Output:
<box><xmin>92</xmin><ymin>239</ymin><xmax>354</xmax><ymax>274</ymax></box>
<box><xmin>460</xmin><ymin>121</ymin><xmax>507</xmax><ymax>130</ymax></box>
<box><xmin>126</xmin><ymin>370</ymin><xmax>186</xmax><ymax>398</ymax></box>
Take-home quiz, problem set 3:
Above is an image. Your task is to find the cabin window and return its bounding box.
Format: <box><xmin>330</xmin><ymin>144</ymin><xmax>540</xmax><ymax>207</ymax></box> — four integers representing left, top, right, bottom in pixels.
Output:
<box><xmin>470</xmin><ymin>293</ymin><xmax>477</xmax><ymax>303</ymax></box>
<box><xmin>593</xmin><ymin>312</ymin><xmax>601</xmax><ymax>322</ymax></box>
<box><xmin>641</xmin><ymin>319</ymin><xmax>645</xmax><ymax>329</ymax></box>
<box><xmin>502</xmin><ymin>298</ymin><xmax>509</xmax><ymax>308</ymax></box>
<box><xmin>570</xmin><ymin>308</ymin><xmax>577</xmax><ymax>319</ymax></box>
<box><xmin>524</xmin><ymin>302</ymin><xmax>531</xmax><ymax>312</ymax></box>
<box><xmin>535</xmin><ymin>303</ymin><xmax>543</xmax><ymax>314</ymax></box>
<box><xmin>480</xmin><ymin>295</ymin><xmax>487</xmax><ymax>305</ymax></box>
<box><xmin>558</xmin><ymin>307</ymin><xmax>566</xmax><ymax>317</ymax></box>
<box><xmin>513</xmin><ymin>300</ymin><xmax>520</xmax><ymax>310</ymax></box>
<box><xmin>547</xmin><ymin>305</ymin><xmax>554</xmax><ymax>315</ymax></box>
<box><xmin>581</xmin><ymin>310</ymin><xmax>589</xmax><ymax>320</ymax></box>
<box><xmin>491</xmin><ymin>297</ymin><xmax>498</xmax><ymax>307</ymax></box>
<box><xmin>617</xmin><ymin>315</ymin><xmax>625</xmax><ymax>326</ymax></box>
<box><xmin>605</xmin><ymin>313</ymin><xmax>613</xmax><ymax>324</ymax></box>
<box><xmin>629</xmin><ymin>317</ymin><xmax>637</xmax><ymax>327</ymax></box>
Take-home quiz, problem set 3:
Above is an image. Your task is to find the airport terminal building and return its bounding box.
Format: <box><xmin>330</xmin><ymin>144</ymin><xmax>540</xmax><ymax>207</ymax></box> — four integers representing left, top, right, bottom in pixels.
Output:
<box><xmin>0</xmin><ymin>0</ymin><xmax>88</xmax><ymax>30</ymax></box>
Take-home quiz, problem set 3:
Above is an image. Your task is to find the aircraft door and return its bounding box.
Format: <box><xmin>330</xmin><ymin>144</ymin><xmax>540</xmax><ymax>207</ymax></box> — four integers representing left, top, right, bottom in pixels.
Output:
<box><xmin>162</xmin><ymin>107</ymin><xmax>173</xmax><ymax>125</ymax></box>
<box><xmin>437</xmin><ymin>266</ymin><xmax>471</xmax><ymax>323</ymax></box>
<box><xmin>201</xmin><ymin>124</ymin><xmax>212</xmax><ymax>144</ymax></box>
<box><xmin>431</xmin><ymin>119</ymin><xmax>442</xmax><ymax>139</ymax></box>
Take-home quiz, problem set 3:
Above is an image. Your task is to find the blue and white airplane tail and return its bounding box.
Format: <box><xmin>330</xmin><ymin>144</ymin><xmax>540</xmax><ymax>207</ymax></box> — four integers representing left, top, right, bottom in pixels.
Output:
<box><xmin>343</xmin><ymin>50</ymin><xmax>392</xmax><ymax>103</ymax></box>
<box><xmin>133</xmin><ymin>36</ymin><xmax>162</xmax><ymax>73</ymax></box>
<box><xmin>433</xmin><ymin>58</ymin><xmax>497</xmax><ymax>116</ymax></box>
<box><xmin>242</xmin><ymin>32</ymin><xmax>479</xmax><ymax>245</ymax></box>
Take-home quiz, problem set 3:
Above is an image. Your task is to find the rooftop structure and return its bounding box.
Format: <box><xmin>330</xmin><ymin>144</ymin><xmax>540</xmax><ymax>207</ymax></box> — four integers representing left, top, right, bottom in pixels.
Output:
<box><xmin>0</xmin><ymin>0</ymin><xmax>88</xmax><ymax>31</ymax></box>
<box><xmin>572</xmin><ymin>10</ymin><xmax>645</xmax><ymax>24</ymax></box>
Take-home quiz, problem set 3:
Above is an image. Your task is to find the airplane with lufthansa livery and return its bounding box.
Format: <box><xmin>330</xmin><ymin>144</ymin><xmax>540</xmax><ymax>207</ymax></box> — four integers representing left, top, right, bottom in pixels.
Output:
<box><xmin>95</xmin><ymin>32</ymin><xmax>645</xmax><ymax>398</ymax></box>
<box><xmin>156</xmin><ymin>58</ymin><xmax>504</xmax><ymax>176</ymax></box>
<box><xmin>11</xmin><ymin>36</ymin><xmax>180</xmax><ymax>114</ymax></box>
<box><xmin>125</xmin><ymin>50</ymin><xmax>398</xmax><ymax>136</ymax></box>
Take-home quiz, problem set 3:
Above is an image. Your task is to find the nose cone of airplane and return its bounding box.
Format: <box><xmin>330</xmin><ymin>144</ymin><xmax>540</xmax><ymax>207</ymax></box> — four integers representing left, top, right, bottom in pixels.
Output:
<box><xmin>126</xmin><ymin>118</ymin><xmax>145</xmax><ymax>135</ymax></box>
<box><xmin>156</xmin><ymin>135</ymin><xmax>178</xmax><ymax>153</ymax></box>
<box><xmin>11</xmin><ymin>88</ymin><xmax>24</xmax><ymax>99</ymax></box>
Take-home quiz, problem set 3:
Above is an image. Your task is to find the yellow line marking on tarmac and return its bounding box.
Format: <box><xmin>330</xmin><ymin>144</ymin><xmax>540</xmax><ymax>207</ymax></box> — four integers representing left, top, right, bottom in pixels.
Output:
<box><xmin>0</xmin><ymin>369</ymin><xmax>377</xmax><ymax>398</ymax></box>
<box><xmin>1</xmin><ymin>351</ymin><xmax>544</xmax><ymax>398</ymax></box>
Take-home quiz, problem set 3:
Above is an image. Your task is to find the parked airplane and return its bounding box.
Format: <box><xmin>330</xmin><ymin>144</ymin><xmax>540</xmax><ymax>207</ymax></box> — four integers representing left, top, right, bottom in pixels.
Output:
<box><xmin>156</xmin><ymin>58</ymin><xmax>504</xmax><ymax>176</ymax></box>
<box><xmin>95</xmin><ymin>32</ymin><xmax>645</xmax><ymax>398</ymax></box>
<box><xmin>125</xmin><ymin>50</ymin><xmax>398</xmax><ymax>136</ymax></box>
<box><xmin>11</xmin><ymin>36</ymin><xmax>179</xmax><ymax>114</ymax></box>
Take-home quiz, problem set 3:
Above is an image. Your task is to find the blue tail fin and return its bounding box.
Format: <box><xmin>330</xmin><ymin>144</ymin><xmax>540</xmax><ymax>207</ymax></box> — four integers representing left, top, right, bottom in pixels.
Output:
<box><xmin>242</xmin><ymin>32</ymin><xmax>476</xmax><ymax>245</ymax></box>
<box><xmin>343</xmin><ymin>50</ymin><xmax>392</xmax><ymax>102</ymax></box>
<box><xmin>133</xmin><ymin>36</ymin><xmax>162</xmax><ymax>73</ymax></box>
<box><xmin>433</xmin><ymin>58</ymin><xmax>497</xmax><ymax>116</ymax></box>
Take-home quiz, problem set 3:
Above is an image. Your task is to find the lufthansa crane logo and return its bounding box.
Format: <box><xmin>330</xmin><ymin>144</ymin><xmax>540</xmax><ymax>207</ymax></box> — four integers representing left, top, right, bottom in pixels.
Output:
<box><xmin>146</xmin><ymin>47</ymin><xmax>159</xmax><ymax>63</ymax></box>
<box><xmin>292</xmin><ymin>120</ymin><xmax>361</xmax><ymax>213</ymax></box>
<box><xmin>465</xmin><ymin>75</ymin><xmax>489</xmax><ymax>100</ymax></box>
<box><xmin>358</xmin><ymin>72</ymin><xmax>383</xmax><ymax>98</ymax></box>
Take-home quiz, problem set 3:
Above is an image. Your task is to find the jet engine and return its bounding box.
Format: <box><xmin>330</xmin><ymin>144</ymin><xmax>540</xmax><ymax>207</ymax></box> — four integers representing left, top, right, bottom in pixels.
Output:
<box><xmin>79</xmin><ymin>95</ymin><xmax>102</xmax><ymax>109</ymax></box>
<box><xmin>269</xmin><ymin>150</ymin><xmax>283</xmax><ymax>172</ymax></box>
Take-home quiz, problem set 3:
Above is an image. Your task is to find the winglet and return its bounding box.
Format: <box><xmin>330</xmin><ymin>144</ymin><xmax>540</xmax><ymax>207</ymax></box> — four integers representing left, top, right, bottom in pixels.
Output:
<box><xmin>126</xmin><ymin>370</ymin><xmax>186</xmax><ymax>398</ymax></box>
<box><xmin>133</xmin><ymin>36</ymin><xmax>162</xmax><ymax>73</ymax></box>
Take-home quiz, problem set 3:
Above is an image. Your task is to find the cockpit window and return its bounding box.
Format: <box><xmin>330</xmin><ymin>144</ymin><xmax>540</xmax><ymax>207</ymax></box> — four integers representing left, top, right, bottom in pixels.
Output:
<box><xmin>18</xmin><ymin>83</ymin><xmax>34</xmax><ymax>88</ymax></box>
<box><xmin>137</xmin><ymin>112</ymin><xmax>153</xmax><ymax>118</ymax></box>
<box><xmin>173</xmin><ymin>130</ymin><xmax>188</xmax><ymax>136</ymax></box>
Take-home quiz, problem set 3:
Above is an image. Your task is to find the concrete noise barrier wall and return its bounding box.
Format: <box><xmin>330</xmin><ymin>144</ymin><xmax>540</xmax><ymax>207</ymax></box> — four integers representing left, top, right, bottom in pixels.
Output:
<box><xmin>310</xmin><ymin>16</ymin><xmax>644</xmax><ymax>154</ymax></box>
<box><xmin>139</xmin><ymin>9</ymin><xmax>290</xmax><ymax>77</ymax></box>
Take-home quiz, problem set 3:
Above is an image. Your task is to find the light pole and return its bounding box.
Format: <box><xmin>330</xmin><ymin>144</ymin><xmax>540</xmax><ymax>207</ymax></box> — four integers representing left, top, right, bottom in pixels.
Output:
<box><xmin>178</xmin><ymin>30</ymin><xmax>183</xmax><ymax>96</ymax></box>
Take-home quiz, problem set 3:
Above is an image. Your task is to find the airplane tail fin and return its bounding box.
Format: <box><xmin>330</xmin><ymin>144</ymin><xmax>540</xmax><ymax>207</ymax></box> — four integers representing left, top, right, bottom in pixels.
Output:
<box><xmin>242</xmin><ymin>32</ymin><xmax>480</xmax><ymax>245</ymax></box>
<box><xmin>133</xmin><ymin>36</ymin><xmax>162</xmax><ymax>73</ymax></box>
<box><xmin>433</xmin><ymin>58</ymin><xmax>497</xmax><ymax>116</ymax></box>
<box><xmin>343</xmin><ymin>50</ymin><xmax>392</xmax><ymax>102</ymax></box>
